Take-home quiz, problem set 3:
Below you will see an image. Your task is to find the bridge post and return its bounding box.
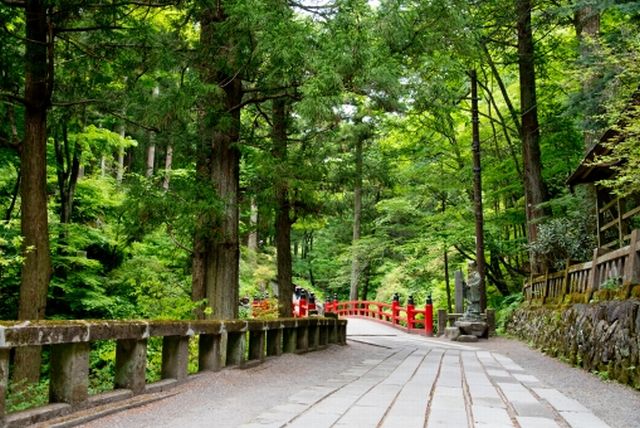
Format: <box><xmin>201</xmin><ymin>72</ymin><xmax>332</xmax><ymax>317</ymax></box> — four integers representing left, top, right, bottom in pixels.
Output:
<box><xmin>227</xmin><ymin>332</ymin><xmax>246</xmax><ymax>366</ymax></box>
<box><xmin>50</xmin><ymin>342</ymin><xmax>90</xmax><ymax>405</ymax></box>
<box><xmin>115</xmin><ymin>339</ymin><xmax>148</xmax><ymax>393</ymax></box>
<box><xmin>162</xmin><ymin>336</ymin><xmax>189</xmax><ymax>381</ymax></box>
<box><xmin>266</xmin><ymin>328</ymin><xmax>283</xmax><ymax>357</ymax></box>
<box><xmin>392</xmin><ymin>293</ymin><xmax>400</xmax><ymax>326</ymax></box>
<box><xmin>407</xmin><ymin>296</ymin><xmax>415</xmax><ymax>330</ymax></box>
<box><xmin>0</xmin><ymin>349</ymin><xmax>8</xmax><ymax>423</ymax></box>
<box><xmin>199</xmin><ymin>334</ymin><xmax>223</xmax><ymax>372</ymax></box>
<box><xmin>424</xmin><ymin>295</ymin><xmax>434</xmax><ymax>336</ymax></box>
<box><xmin>333</xmin><ymin>295</ymin><xmax>338</xmax><ymax>315</ymax></box>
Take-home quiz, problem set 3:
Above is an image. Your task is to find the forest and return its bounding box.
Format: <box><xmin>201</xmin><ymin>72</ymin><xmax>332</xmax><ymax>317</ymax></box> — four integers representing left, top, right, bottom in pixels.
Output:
<box><xmin>1</xmin><ymin>0</ymin><xmax>640</xmax><ymax>397</ymax></box>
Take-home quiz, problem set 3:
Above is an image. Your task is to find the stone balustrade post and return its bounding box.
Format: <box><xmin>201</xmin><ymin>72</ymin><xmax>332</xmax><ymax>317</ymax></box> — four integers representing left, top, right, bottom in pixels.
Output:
<box><xmin>226</xmin><ymin>332</ymin><xmax>245</xmax><ymax>366</ymax></box>
<box><xmin>308</xmin><ymin>322</ymin><xmax>320</xmax><ymax>351</ymax></box>
<box><xmin>283</xmin><ymin>326</ymin><xmax>297</xmax><ymax>353</ymax></box>
<box><xmin>115</xmin><ymin>339</ymin><xmax>147</xmax><ymax>393</ymax></box>
<box><xmin>338</xmin><ymin>322</ymin><xmax>347</xmax><ymax>345</ymax></box>
<box><xmin>319</xmin><ymin>321</ymin><xmax>329</xmax><ymax>348</ymax></box>
<box><xmin>199</xmin><ymin>334</ymin><xmax>222</xmax><ymax>372</ymax></box>
<box><xmin>161</xmin><ymin>336</ymin><xmax>189</xmax><ymax>381</ymax></box>
<box><xmin>296</xmin><ymin>323</ymin><xmax>309</xmax><ymax>352</ymax></box>
<box><xmin>0</xmin><ymin>349</ymin><xmax>8</xmax><ymax>423</ymax></box>
<box><xmin>437</xmin><ymin>309</ymin><xmax>447</xmax><ymax>336</ymax></box>
<box><xmin>50</xmin><ymin>343</ymin><xmax>90</xmax><ymax>405</ymax></box>
<box><xmin>248</xmin><ymin>330</ymin><xmax>265</xmax><ymax>361</ymax></box>
<box><xmin>266</xmin><ymin>328</ymin><xmax>283</xmax><ymax>357</ymax></box>
<box><xmin>328</xmin><ymin>320</ymin><xmax>338</xmax><ymax>344</ymax></box>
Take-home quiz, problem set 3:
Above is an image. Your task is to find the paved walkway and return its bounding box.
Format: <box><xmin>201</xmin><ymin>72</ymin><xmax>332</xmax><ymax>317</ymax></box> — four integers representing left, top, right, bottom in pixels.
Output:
<box><xmin>78</xmin><ymin>318</ymin><xmax>626</xmax><ymax>428</ymax></box>
<box><xmin>240</xmin><ymin>319</ymin><xmax>610</xmax><ymax>428</ymax></box>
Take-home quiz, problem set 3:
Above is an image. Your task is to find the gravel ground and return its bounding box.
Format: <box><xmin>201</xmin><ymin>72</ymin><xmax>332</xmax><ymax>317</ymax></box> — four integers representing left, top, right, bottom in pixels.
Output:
<box><xmin>464</xmin><ymin>335</ymin><xmax>640</xmax><ymax>428</ymax></box>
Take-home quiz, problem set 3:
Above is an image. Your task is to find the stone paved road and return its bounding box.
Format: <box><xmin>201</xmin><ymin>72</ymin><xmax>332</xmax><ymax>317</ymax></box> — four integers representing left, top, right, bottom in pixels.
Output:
<box><xmin>78</xmin><ymin>318</ymin><xmax>629</xmax><ymax>428</ymax></box>
<box><xmin>240</xmin><ymin>319</ymin><xmax>611</xmax><ymax>428</ymax></box>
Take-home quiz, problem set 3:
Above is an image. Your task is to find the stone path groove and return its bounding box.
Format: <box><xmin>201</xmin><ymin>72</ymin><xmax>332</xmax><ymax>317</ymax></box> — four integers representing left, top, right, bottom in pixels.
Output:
<box><xmin>241</xmin><ymin>319</ymin><xmax>611</xmax><ymax>428</ymax></box>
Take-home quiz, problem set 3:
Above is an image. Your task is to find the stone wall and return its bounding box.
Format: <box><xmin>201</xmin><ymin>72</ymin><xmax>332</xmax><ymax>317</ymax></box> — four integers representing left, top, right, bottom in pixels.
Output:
<box><xmin>505</xmin><ymin>299</ymin><xmax>640</xmax><ymax>389</ymax></box>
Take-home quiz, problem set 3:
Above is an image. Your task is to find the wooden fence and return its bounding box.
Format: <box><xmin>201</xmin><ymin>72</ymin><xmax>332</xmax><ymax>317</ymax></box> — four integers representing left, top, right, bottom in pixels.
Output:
<box><xmin>524</xmin><ymin>229</ymin><xmax>640</xmax><ymax>304</ymax></box>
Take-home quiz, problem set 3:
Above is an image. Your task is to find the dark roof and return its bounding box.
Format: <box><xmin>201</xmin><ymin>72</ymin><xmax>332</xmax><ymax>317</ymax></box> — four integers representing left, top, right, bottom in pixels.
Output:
<box><xmin>566</xmin><ymin>89</ymin><xmax>640</xmax><ymax>187</ymax></box>
<box><xmin>566</xmin><ymin>128</ymin><xmax>618</xmax><ymax>187</ymax></box>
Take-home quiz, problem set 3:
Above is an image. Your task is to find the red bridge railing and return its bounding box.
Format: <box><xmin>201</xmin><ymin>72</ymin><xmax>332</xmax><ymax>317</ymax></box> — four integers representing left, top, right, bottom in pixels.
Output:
<box><xmin>324</xmin><ymin>294</ymin><xmax>434</xmax><ymax>336</ymax></box>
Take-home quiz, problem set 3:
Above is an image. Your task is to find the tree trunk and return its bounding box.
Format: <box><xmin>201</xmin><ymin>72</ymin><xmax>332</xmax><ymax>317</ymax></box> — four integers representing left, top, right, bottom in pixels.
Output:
<box><xmin>444</xmin><ymin>247</ymin><xmax>452</xmax><ymax>312</ymax></box>
<box><xmin>116</xmin><ymin>124</ymin><xmax>125</xmax><ymax>184</ymax></box>
<box><xmin>248</xmin><ymin>197</ymin><xmax>259</xmax><ymax>251</ymax></box>
<box><xmin>197</xmin><ymin>7</ymin><xmax>243</xmax><ymax>320</ymax></box>
<box><xmin>162</xmin><ymin>144</ymin><xmax>173</xmax><ymax>190</ymax></box>
<box><xmin>146</xmin><ymin>142</ymin><xmax>155</xmax><ymax>178</ymax></box>
<box><xmin>349</xmin><ymin>136</ymin><xmax>363</xmax><ymax>302</ymax></box>
<box><xmin>14</xmin><ymin>0</ymin><xmax>52</xmax><ymax>387</ymax></box>
<box><xmin>272</xmin><ymin>98</ymin><xmax>294</xmax><ymax>318</ymax></box>
<box><xmin>517</xmin><ymin>0</ymin><xmax>548</xmax><ymax>275</ymax></box>
<box><xmin>470</xmin><ymin>70</ymin><xmax>487</xmax><ymax>312</ymax></box>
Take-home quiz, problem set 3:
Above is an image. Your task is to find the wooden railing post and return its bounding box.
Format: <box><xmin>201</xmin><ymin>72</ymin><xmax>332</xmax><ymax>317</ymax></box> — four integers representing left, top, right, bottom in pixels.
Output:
<box><xmin>115</xmin><ymin>339</ymin><xmax>147</xmax><ymax>393</ymax></box>
<box><xmin>50</xmin><ymin>343</ymin><xmax>90</xmax><ymax>405</ymax></box>
<box><xmin>406</xmin><ymin>296</ymin><xmax>415</xmax><ymax>330</ymax></box>
<box><xmin>586</xmin><ymin>248</ymin><xmax>601</xmax><ymax>303</ymax></box>
<box><xmin>624</xmin><ymin>229</ymin><xmax>640</xmax><ymax>298</ymax></box>
<box><xmin>562</xmin><ymin>259</ymin><xmax>571</xmax><ymax>300</ymax></box>
<box><xmin>542</xmin><ymin>270</ymin><xmax>550</xmax><ymax>305</ymax></box>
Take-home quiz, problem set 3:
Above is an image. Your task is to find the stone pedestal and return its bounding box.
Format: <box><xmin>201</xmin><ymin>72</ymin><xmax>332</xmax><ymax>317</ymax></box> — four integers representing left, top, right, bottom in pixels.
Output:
<box><xmin>444</xmin><ymin>326</ymin><xmax>461</xmax><ymax>341</ymax></box>
<box><xmin>455</xmin><ymin>320</ymin><xmax>489</xmax><ymax>338</ymax></box>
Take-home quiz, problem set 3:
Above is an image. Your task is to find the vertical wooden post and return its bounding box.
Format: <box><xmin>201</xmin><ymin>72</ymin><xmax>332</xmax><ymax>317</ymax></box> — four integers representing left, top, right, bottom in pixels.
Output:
<box><xmin>542</xmin><ymin>269</ymin><xmax>550</xmax><ymax>305</ymax></box>
<box><xmin>115</xmin><ymin>339</ymin><xmax>147</xmax><ymax>393</ymax></box>
<box><xmin>50</xmin><ymin>343</ymin><xmax>90</xmax><ymax>405</ymax></box>
<box><xmin>454</xmin><ymin>270</ymin><xmax>464</xmax><ymax>314</ymax></box>
<box><xmin>562</xmin><ymin>259</ymin><xmax>571</xmax><ymax>300</ymax></box>
<box><xmin>161</xmin><ymin>336</ymin><xmax>189</xmax><ymax>381</ymax></box>
<box><xmin>624</xmin><ymin>229</ymin><xmax>640</xmax><ymax>298</ymax></box>
<box><xmin>586</xmin><ymin>248</ymin><xmax>601</xmax><ymax>303</ymax></box>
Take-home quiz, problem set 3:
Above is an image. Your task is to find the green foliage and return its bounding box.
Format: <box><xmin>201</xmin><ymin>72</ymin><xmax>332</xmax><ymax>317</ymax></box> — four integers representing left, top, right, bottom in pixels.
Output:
<box><xmin>528</xmin><ymin>215</ymin><xmax>596</xmax><ymax>271</ymax></box>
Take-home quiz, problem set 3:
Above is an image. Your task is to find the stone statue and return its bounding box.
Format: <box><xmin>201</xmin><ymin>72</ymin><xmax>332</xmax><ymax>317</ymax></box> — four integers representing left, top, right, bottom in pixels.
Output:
<box><xmin>462</xmin><ymin>261</ymin><xmax>481</xmax><ymax>321</ymax></box>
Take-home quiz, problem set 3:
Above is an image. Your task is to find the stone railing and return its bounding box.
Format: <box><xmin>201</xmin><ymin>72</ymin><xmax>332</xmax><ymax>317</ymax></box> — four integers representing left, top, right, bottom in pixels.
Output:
<box><xmin>0</xmin><ymin>317</ymin><xmax>347</xmax><ymax>427</ymax></box>
<box><xmin>524</xmin><ymin>229</ymin><xmax>640</xmax><ymax>305</ymax></box>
